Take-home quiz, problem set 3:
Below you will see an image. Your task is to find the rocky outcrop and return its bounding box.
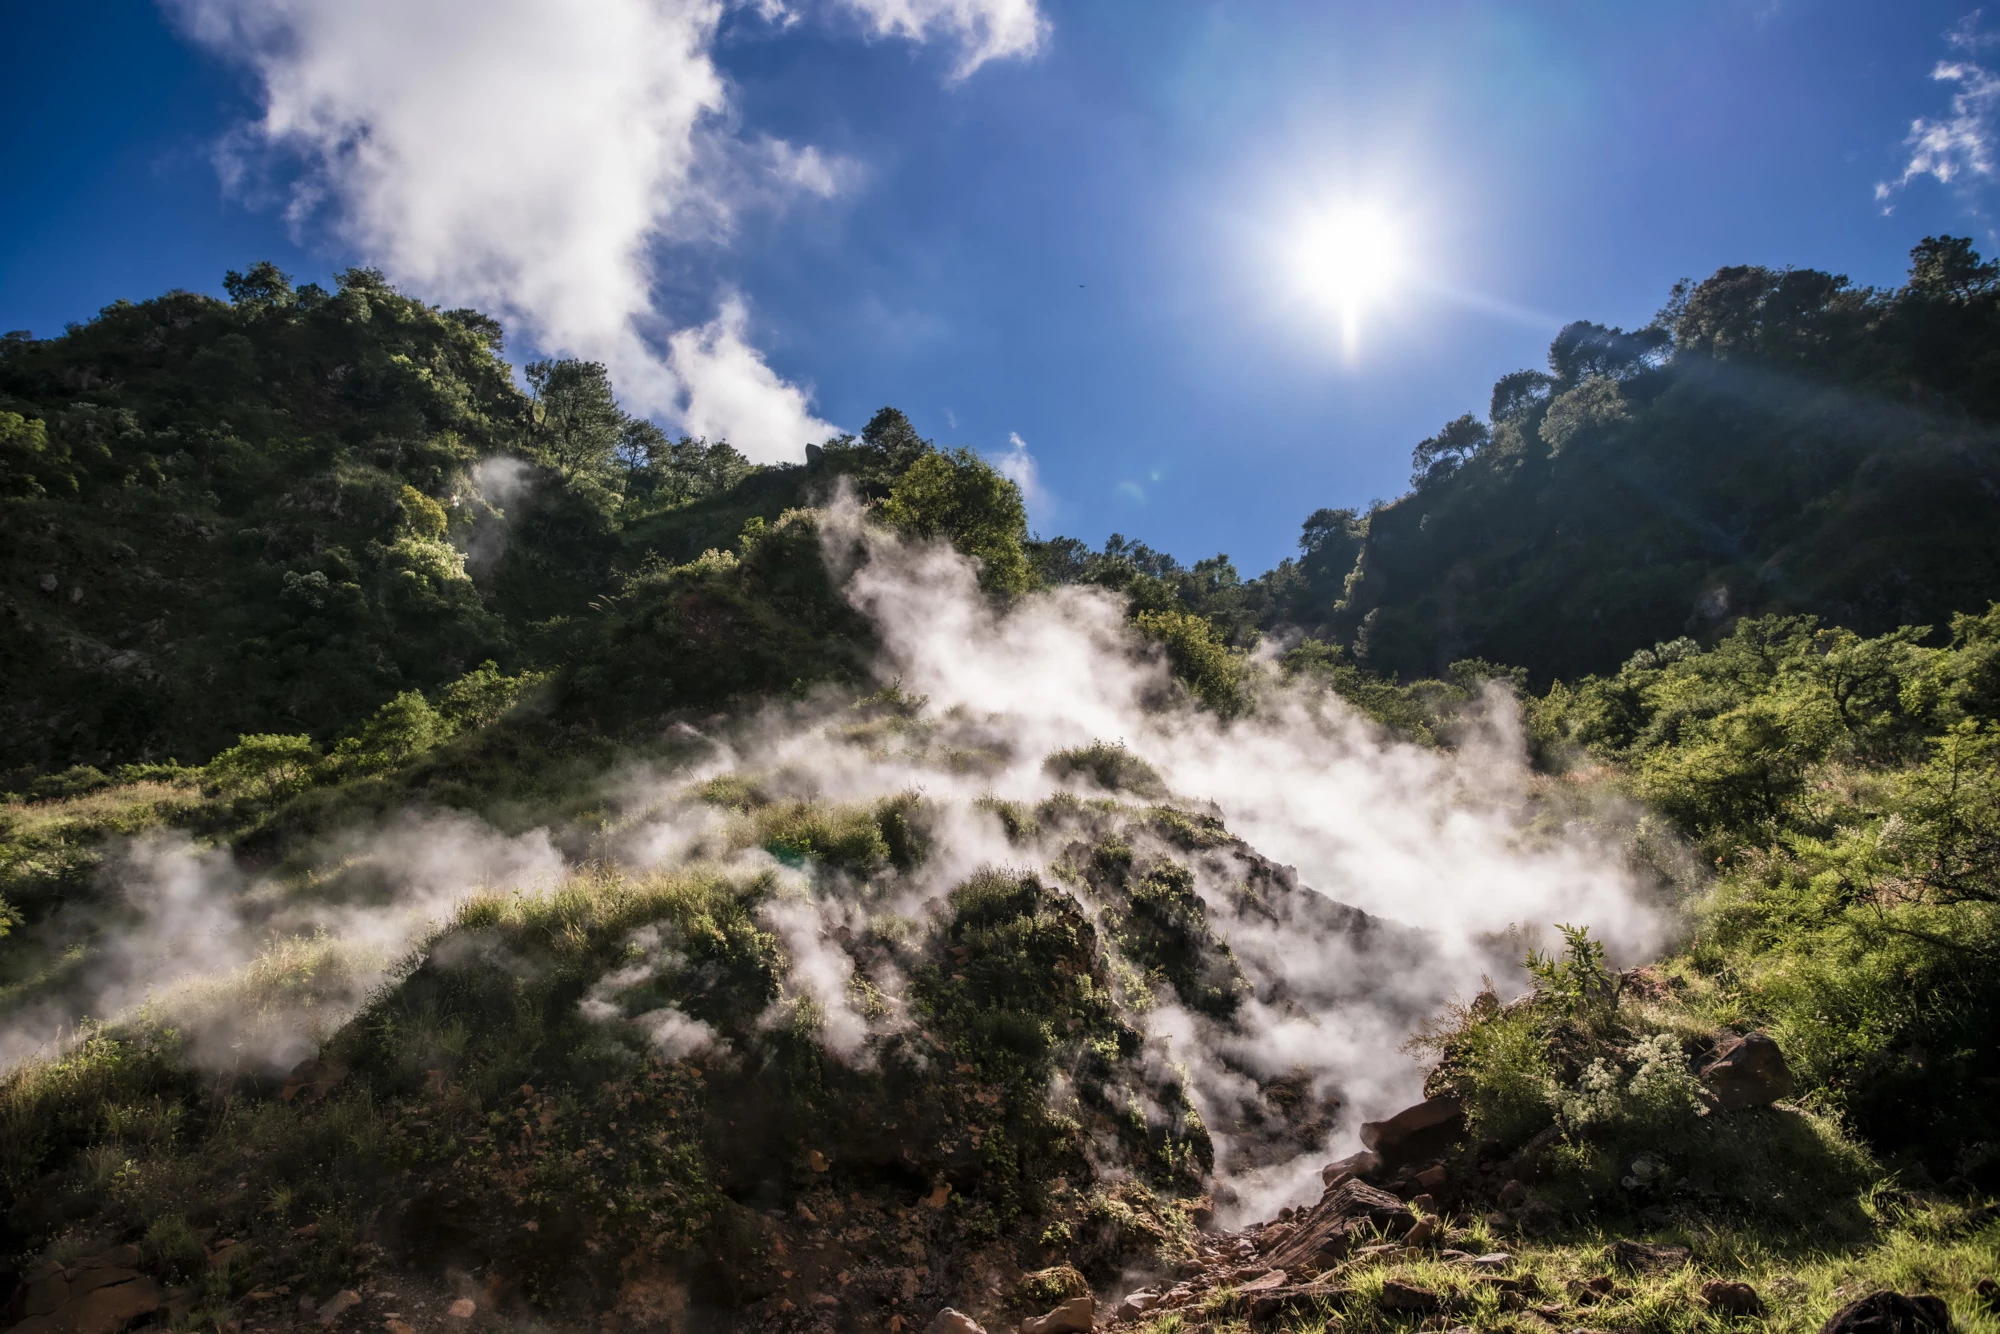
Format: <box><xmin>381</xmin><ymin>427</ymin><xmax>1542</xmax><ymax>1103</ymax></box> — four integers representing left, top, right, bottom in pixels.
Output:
<box><xmin>1265</xmin><ymin>1179</ymin><xmax>1412</xmax><ymax>1274</ymax></box>
<box><xmin>2</xmin><ymin>1247</ymin><xmax>169</xmax><ymax>1334</ymax></box>
<box><xmin>1699</xmin><ymin>1032</ymin><xmax>1795</xmax><ymax>1111</ymax></box>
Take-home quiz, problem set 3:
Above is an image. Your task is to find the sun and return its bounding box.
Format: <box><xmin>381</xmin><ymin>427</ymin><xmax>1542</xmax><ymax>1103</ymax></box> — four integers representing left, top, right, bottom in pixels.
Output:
<box><xmin>1286</xmin><ymin>203</ymin><xmax>1409</xmax><ymax>350</ymax></box>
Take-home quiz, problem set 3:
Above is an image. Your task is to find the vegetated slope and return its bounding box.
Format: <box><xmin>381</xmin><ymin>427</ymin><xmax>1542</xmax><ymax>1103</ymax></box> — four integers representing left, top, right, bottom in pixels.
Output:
<box><xmin>1264</xmin><ymin>238</ymin><xmax>2000</xmax><ymax>683</ymax></box>
<box><xmin>0</xmin><ymin>266</ymin><xmax>521</xmax><ymax>774</ymax></box>
<box><xmin>4</xmin><ymin>256</ymin><xmax>2000</xmax><ymax>1333</ymax></box>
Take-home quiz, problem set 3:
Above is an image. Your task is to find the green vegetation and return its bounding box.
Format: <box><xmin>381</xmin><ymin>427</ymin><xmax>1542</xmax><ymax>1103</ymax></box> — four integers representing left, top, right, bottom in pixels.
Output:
<box><xmin>4</xmin><ymin>247</ymin><xmax>2000</xmax><ymax>1329</ymax></box>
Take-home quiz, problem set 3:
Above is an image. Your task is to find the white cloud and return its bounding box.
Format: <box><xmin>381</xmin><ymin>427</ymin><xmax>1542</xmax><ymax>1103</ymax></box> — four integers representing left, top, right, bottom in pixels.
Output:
<box><xmin>669</xmin><ymin>295</ymin><xmax>838</xmax><ymax>461</ymax></box>
<box><xmin>1879</xmin><ymin>16</ymin><xmax>2000</xmax><ymax>208</ymax></box>
<box><xmin>987</xmin><ymin>430</ymin><xmax>1051</xmax><ymax>522</ymax></box>
<box><xmin>165</xmin><ymin>0</ymin><xmax>1041</xmax><ymax>460</ymax></box>
<box><xmin>837</xmin><ymin>0</ymin><xmax>1046</xmax><ymax>78</ymax></box>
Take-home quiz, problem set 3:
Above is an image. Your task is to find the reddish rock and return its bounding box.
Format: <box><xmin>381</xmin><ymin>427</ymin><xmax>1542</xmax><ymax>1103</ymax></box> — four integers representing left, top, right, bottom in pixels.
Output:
<box><xmin>1700</xmin><ymin>1032</ymin><xmax>1795</xmax><ymax>1111</ymax></box>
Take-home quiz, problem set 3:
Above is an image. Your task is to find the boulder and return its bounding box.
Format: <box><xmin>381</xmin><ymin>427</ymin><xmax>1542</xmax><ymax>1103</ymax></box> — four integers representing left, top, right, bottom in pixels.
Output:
<box><xmin>1700</xmin><ymin>1032</ymin><xmax>1795</xmax><ymax>1111</ymax></box>
<box><xmin>1701</xmin><ymin>1280</ymin><xmax>1764</xmax><ymax>1316</ymax></box>
<box><xmin>1268</xmin><ymin>1179</ymin><xmax>1412</xmax><ymax>1273</ymax></box>
<box><xmin>1818</xmin><ymin>1290</ymin><xmax>1952</xmax><ymax>1334</ymax></box>
<box><xmin>1358</xmin><ymin>1096</ymin><xmax>1465</xmax><ymax>1169</ymax></box>
<box><xmin>1019</xmin><ymin>1295</ymin><xmax>1091</xmax><ymax>1334</ymax></box>
<box><xmin>927</xmin><ymin>1311</ymin><xmax>988</xmax><ymax>1334</ymax></box>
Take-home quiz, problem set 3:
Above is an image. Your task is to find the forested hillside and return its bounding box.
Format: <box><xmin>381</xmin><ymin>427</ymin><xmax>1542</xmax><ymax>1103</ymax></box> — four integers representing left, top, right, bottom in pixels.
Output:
<box><xmin>3</xmin><ymin>250</ymin><xmax>1999</xmax><ymax>1334</ymax></box>
<box><xmin>1285</xmin><ymin>238</ymin><xmax>2000</xmax><ymax>682</ymax></box>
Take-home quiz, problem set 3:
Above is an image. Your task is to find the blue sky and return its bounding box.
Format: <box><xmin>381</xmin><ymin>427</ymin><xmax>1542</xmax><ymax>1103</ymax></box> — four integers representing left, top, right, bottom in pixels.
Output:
<box><xmin>1</xmin><ymin>0</ymin><xmax>1993</xmax><ymax>573</ymax></box>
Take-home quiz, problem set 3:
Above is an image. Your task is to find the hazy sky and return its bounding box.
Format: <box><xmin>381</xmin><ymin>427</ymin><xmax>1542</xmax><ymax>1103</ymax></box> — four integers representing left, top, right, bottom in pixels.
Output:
<box><xmin>1</xmin><ymin>0</ymin><xmax>1992</xmax><ymax>570</ymax></box>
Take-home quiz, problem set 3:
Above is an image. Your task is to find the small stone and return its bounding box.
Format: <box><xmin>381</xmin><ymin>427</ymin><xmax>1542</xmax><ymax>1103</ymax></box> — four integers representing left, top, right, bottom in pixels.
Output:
<box><xmin>1018</xmin><ymin>1294</ymin><xmax>1092</xmax><ymax>1334</ymax></box>
<box><xmin>319</xmin><ymin>1290</ymin><xmax>363</xmax><ymax>1324</ymax></box>
<box><xmin>925</xmin><ymin>1310</ymin><xmax>987</xmax><ymax>1334</ymax></box>
<box><xmin>1472</xmin><ymin>1253</ymin><xmax>1514</xmax><ymax>1270</ymax></box>
<box><xmin>385</xmin><ymin>1322</ymin><xmax>416</xmax><ymax>1334</ymax></box>
<box><xmin>446</xmin><ymin>1298</ymin><xmax>477</xmax><ymax>1320</ymax></box>
<box><xmin>1237</xmin><ymin>1270</ymin><xmax>1287</xmax><ymax>1293</ymax></box>
<box><xmin>1700</xmin><ymin>1280</ymin><xmax>1764</xmax><ymax>1316</ymax></box>
<box><xmin>1498</xmin><ymin>1179</ymin><xmax>1526</xmax><ymax>1208</ymax></box>
<box><xmin>808</xmin><ymin>1149</ymin><xmax>830</xmax><ymax>1172</ymax></box>
<box><xmin>38</xmin><ymin>574</ymin><xmax>58</xmax><ymax>595</ymax></box>
<box><xmin>1415</xmin><ymin>1165</ymin><xmax>1448</xmax><ymax>1190</ymax></box>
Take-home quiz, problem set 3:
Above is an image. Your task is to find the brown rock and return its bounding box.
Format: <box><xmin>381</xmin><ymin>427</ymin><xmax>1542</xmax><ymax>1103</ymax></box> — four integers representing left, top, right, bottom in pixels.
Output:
<box><xmin>445</xmin><ymin>1298</ymin><xmax>477</xmax><ymax>1320</ymax></box>
<box><xmin>20</xmin><ymin>1275</ymin><xmax>69</xmax><ymax>1318</ymax></box>
<box><xmin>1611</xmin><ymin>1239</ymin><xmax>1691</xmax><ymax>1273</ymax></box>
<box><xmin>926</xmin><ymin>1311</ymin><xmax>987</xmax><ymax>1334</ymax></box>
<box><xmin>1701</xmin><ymin>1280</ymin><xmax>1764</xmax><ymax>1316</ymax></box>
<box><xmin>1378</xmin><ymin>1279</ymin><xmax>1441</xmax><ymax>1313</ymax></box>
<box><xmin>60</xmin><ymin>1277</ymin><xmax>162</xmax><ymax>1334</ymax></box>
<box><xmin>1268</xmin><ymin>1179</ymin><xmax>1411</xmax><ymax>1273</ymax></box>
<box><xmin>1818</xmin><ymin>1290</ymin><xmax>1952</xmax><ymax>1334</ymax></box>
<box><xmin>1018</xmin><ymin>1295</ymin><xmax>1091</xmax><ymax>1334</ymax></box>
<box><xmin>75</xmin><ymin>1249</ymin><xmax>140</xmax><ymax>1273</ymax></box>
<box><xmin>66</xmin><ymin>1270</ymin><xmax>141</xmax><ymax>1300</ymax></box>
<box><xmin>1236</xmin><ymin>1270</ymin><xmax>1287</xmax><ymax>1293</ymax></box>
<box><xmin>1359</xmin><ymin>1096</ymin><xmax>1465</xmax><ymax>1169</ymax></box>
<box><xmin>1414</xmin><ymin>1165</ymin><xmax>1447</xmax><ymax>1191</ymax></box>
<box><xmin>1497</xmin><ymin>1179</ymin><xmax>1526</xmax><ymax>1208</ymax></box>
<box><xmin>384</xmin><ymin>1322</ymin><xmax>416</xmax><ymax>1334</ymax></box>
<box><xmin>1700</xmin><ymin>1032</ymin><xmax>1795</xmax><ymax>1111</ymax></box>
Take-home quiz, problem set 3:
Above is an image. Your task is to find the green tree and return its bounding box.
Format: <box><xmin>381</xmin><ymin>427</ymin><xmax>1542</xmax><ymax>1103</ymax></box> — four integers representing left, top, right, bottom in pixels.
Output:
<box><xmin>526</xmin><ymin>359</ymin><xmax>625</xmax><ymax>478</ymax></box>
<box><xmin>879</xmin><ymin>448</ymin><xmax>1032</xmax><ymax>595</ymax></box>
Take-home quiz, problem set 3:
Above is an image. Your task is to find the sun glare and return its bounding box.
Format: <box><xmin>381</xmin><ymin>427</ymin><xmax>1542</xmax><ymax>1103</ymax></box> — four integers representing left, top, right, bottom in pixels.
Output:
<box><xmin>1287</xmin><ymin>204</ymin><xmax>1409</xmax><ymax>352</ymax></box>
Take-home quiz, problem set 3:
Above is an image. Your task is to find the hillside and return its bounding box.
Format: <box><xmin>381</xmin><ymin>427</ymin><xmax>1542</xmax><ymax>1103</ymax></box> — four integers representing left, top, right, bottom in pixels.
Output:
<box><xmin>2</xmin><ymin>256</ymin><xmax>1999</xmax><ymax>1334</ymax></box>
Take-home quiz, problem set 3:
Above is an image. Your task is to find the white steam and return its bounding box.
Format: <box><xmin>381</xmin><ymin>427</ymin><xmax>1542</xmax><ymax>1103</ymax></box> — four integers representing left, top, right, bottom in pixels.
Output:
<box><xmin>3</xmin><ymin>488</ymin><xmax>1666</xmax><ymax>1229</ymax></box>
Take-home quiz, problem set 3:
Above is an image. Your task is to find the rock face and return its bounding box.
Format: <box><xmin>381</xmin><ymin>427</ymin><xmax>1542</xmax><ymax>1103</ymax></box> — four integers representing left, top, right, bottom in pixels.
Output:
<box><xmin>1818</xmin><ymin>1291</ymin><xmax>1953</xmax><ymax>1334</ymax></box>
<box><xmin>1266</xmin><ymin>1179</ymin><xmax>1412</xmax><ymax>1274</ymax></box>
<box><xmin>1700</xmin><ymin>1032</ymin><xmax>1795</xmax><ymax>1111</ymax></box>
<box><xmin>1358</xmin><ymin>1096</ymin><xmax>1465</xmax><ymax>1169</ymax></box>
